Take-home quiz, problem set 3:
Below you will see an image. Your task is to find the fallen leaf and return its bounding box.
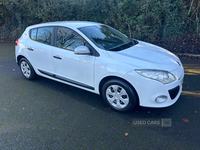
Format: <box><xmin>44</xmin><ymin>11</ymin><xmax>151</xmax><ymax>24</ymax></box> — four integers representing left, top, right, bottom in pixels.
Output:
<box><xmin>125</xmin><ymin>133</ymin><xmax>128</xmax><ymax>136</ymax></box>
<box><xmin>108</xmin><ymin>107</ymin><xmax>111</xmax><ymax>110</ymax></box>
<box><xmin>13</xmin><ymin>69</ymin><xmax>15</xmax><ymax>71</ymax></box>
<box><xmin>198</xmin><ymin>93</ymin><xmax>200</xmax><ymax>95</ymax></box>
<box><xmin>183</xmin><ymin>118</ymin><xmax>189</xmax><ymax>122</ymax></box>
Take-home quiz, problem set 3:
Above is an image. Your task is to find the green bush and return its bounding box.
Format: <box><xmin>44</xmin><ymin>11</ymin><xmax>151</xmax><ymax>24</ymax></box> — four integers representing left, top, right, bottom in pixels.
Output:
<box><xmin>0</xmin><ymin>0</ymin><xmax>199</xmax><ymax>43</ymax></box>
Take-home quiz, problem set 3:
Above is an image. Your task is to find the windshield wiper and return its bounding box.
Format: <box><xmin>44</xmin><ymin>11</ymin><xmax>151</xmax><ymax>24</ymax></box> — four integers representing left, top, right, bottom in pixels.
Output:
<box><xmin>132</xmin><ymin>39</ymin><xmax>138</xmax><ymax>45</ymax></box>
<box><xmin>108</xmin><ymin>39</ymin><xmax>138</xmax><ymax>51</ymax></box>
<box><xmin>108</xmin><ymin>41</ymin><xmax>133</xmax><ymax>51</ymax></box>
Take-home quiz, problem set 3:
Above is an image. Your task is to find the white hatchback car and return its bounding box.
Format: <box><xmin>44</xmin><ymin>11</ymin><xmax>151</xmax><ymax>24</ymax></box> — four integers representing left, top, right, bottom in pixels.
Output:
<box><xmin>15</xmin><ymin>21</ymin><xmax>184</xmax><ymax>112</ymax></box>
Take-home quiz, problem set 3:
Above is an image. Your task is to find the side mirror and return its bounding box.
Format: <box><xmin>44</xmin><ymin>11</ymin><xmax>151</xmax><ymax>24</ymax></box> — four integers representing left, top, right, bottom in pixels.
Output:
<box><xmin>74</xmin><ymin>46</ymin><xmax>91</xmax><ymax>55</ymax></box>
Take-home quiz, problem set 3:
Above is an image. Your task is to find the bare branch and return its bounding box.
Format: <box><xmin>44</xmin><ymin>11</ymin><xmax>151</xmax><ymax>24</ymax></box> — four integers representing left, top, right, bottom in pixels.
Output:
<box><xmin>188</xmin><ymin>0</ymin><xmax>194</xmax><ymax>15</ymax></box>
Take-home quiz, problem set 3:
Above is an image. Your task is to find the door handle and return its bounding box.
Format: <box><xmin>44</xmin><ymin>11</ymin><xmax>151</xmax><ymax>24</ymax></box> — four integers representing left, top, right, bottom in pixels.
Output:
<box><xmin>27</xmin><ymin>47</ymin><xmax>34</xmax><ymax>51</ymax></box>
<box><xmin>53</xmin><ymin>55</ymin><xmax>62</xmax><ymax>60</ymax></box>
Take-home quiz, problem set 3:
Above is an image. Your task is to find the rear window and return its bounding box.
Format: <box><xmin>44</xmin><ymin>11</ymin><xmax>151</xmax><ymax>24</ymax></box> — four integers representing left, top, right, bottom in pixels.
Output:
<box><xmin>30</xmin><ymin>27</ymin><xmax>53</xmax><ymax>45</ymax></box>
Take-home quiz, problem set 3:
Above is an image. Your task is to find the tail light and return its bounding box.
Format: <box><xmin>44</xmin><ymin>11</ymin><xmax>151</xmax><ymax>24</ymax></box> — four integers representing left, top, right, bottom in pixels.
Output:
<box><xmin>15</xmin><ymin>39</ymin><xmax>19</xmax><ymax>46</ymax></box>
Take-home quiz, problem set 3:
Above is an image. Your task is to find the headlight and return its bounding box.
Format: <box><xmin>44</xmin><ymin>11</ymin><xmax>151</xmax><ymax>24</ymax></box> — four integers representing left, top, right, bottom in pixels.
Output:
<box><xmin>135</xmin><ymin>69</ymin><xmax>176</xmax><ymax>84</ymax></box>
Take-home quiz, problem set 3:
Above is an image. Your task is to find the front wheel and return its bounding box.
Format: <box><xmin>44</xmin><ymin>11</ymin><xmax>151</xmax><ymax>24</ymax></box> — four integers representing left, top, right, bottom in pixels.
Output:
<box><xmin>101</xmin><ymin>79</ymin><xmax>138</xmax><ymax>112</ymax></box>
<box><xmin>19</xmin><ymin>58</ymin><xmax>36</xmax><ymax>80</ymax></box>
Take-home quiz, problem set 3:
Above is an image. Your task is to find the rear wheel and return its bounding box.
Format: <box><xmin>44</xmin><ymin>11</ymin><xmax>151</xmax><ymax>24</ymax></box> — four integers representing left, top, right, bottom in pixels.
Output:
<box><xmin>19</xmin><ymin>58</ymin><xmax>36</xmax><ymax>80</ymax></box>
<box><xmin>101</xmin><ymin>79</ymin><xmax>138</xmax><ymax>112</ymax></box>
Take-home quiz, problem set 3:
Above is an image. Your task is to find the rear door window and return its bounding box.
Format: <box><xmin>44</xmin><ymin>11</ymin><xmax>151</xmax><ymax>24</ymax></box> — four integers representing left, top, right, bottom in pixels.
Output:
<box><xmin>37</xmin><ymin>27</ymin><xmax>53</xmax><ymax>45</ymax></box>
<box><xmin>30</xmin><ymin>27</ymin><xmax>53</xmax><ymax>45</ymax></box>
<box><xmin>30</xmin><ymin>29</ymin><xmax>37</xmax><ymax>40</ymax></box>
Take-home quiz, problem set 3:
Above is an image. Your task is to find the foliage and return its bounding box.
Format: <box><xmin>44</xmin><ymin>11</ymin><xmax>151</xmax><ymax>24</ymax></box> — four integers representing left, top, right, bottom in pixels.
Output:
<box><xmin>0</xmin><ymin>0</ymin><xmax>199</xmax><ymax>45</ymax></box>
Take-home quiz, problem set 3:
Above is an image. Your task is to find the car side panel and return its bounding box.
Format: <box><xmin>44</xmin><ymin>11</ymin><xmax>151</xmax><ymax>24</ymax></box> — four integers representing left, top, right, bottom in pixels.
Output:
<box><xmin>51</xmin><ymin>47</ymin><xmax>96</xmax><ymax>88</ymax></box>
<box><xmin>93</xmin><ymin>50</ymin><xmax>134</xmax><ymax>94</ymax></box>
<box><xmin>25</xmin><ymin>38</ymin><xmax>55</xmax><ymax>74</ymax></box>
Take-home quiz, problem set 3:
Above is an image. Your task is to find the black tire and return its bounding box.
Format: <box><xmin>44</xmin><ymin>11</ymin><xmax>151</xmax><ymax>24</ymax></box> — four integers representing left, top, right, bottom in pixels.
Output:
<box><xmin>101</xmin><ymin>79</ymin><xmax>138</xmax><ymax>112</ymax></box>
<box><xmin>19</xmin><ymin>58</ymin><xmax>36</xmax><ymax>80</ymax></box>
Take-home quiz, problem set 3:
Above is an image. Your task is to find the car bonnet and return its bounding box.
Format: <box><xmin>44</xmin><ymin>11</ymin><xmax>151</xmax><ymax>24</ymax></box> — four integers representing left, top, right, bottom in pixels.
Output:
<box><xmin>106</xmin><ymin>40</ymin><xmax>181</xmax><ymax>72</ymax></box>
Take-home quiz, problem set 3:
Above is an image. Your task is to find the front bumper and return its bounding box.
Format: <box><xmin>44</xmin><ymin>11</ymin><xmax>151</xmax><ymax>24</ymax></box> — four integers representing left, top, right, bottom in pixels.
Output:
<box><xmin>124</xmin><ymin>66</ymin><xmax>184</xmax><ymax>108</ymax></box>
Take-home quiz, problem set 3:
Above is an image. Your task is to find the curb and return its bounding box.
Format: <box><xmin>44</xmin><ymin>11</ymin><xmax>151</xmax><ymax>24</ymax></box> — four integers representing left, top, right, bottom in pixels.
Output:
<box><xmin>176</xmin><ymin>53</ymin><xmax>200</xmax><ymax>58</ymax></box>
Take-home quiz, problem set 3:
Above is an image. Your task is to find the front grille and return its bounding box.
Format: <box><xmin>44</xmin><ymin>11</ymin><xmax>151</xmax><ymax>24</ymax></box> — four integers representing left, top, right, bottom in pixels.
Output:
<box><xmin>168</xmin><ymin>86</ymin><xmax>180</xmax><ymax>100</ymax></box>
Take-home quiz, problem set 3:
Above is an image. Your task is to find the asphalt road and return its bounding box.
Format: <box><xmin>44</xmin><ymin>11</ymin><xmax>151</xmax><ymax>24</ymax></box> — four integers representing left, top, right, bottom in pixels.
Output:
<box><xmin>0</xmin><ymin>43</ymin><xmax>200</xmax><ymax>150</ymax></box>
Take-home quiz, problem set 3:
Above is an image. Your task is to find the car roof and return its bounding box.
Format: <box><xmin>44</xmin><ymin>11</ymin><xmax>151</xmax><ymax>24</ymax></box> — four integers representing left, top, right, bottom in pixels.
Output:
<box><xmin>27</xmin><ymin>21</ymin><xmax>102</xmax><ymax>29</ymax></box>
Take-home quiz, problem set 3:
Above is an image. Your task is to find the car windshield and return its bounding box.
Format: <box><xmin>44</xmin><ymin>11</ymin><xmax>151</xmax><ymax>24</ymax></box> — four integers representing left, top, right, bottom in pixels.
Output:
<box><xmin>78</xmin><ymin>25</ymin><xmax>137</xmax><ymax>51</ymax></box>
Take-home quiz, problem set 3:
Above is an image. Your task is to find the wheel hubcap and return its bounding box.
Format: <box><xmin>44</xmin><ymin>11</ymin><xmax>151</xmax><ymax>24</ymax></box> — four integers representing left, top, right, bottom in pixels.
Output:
<box><xmin>21</xmin><ymin>61</ymin><xmax>31</xmax><ymax>78</ymax></box>
<box><xmin>106</xmin><ymin>85</ymin><xmax>129</xmax><ymax>109</ymax></box>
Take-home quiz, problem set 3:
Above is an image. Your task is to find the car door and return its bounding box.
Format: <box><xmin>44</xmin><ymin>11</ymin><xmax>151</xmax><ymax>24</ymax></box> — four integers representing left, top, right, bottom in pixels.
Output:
<box><xmin>25</xmin><ymin>26</ymin><xmax>55</xmax><ymax>74</ymax></box>
<box><xmin>52</xmin><ymin>27</ymin><xmax>96</xmax><ymax>90</ymax></box>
